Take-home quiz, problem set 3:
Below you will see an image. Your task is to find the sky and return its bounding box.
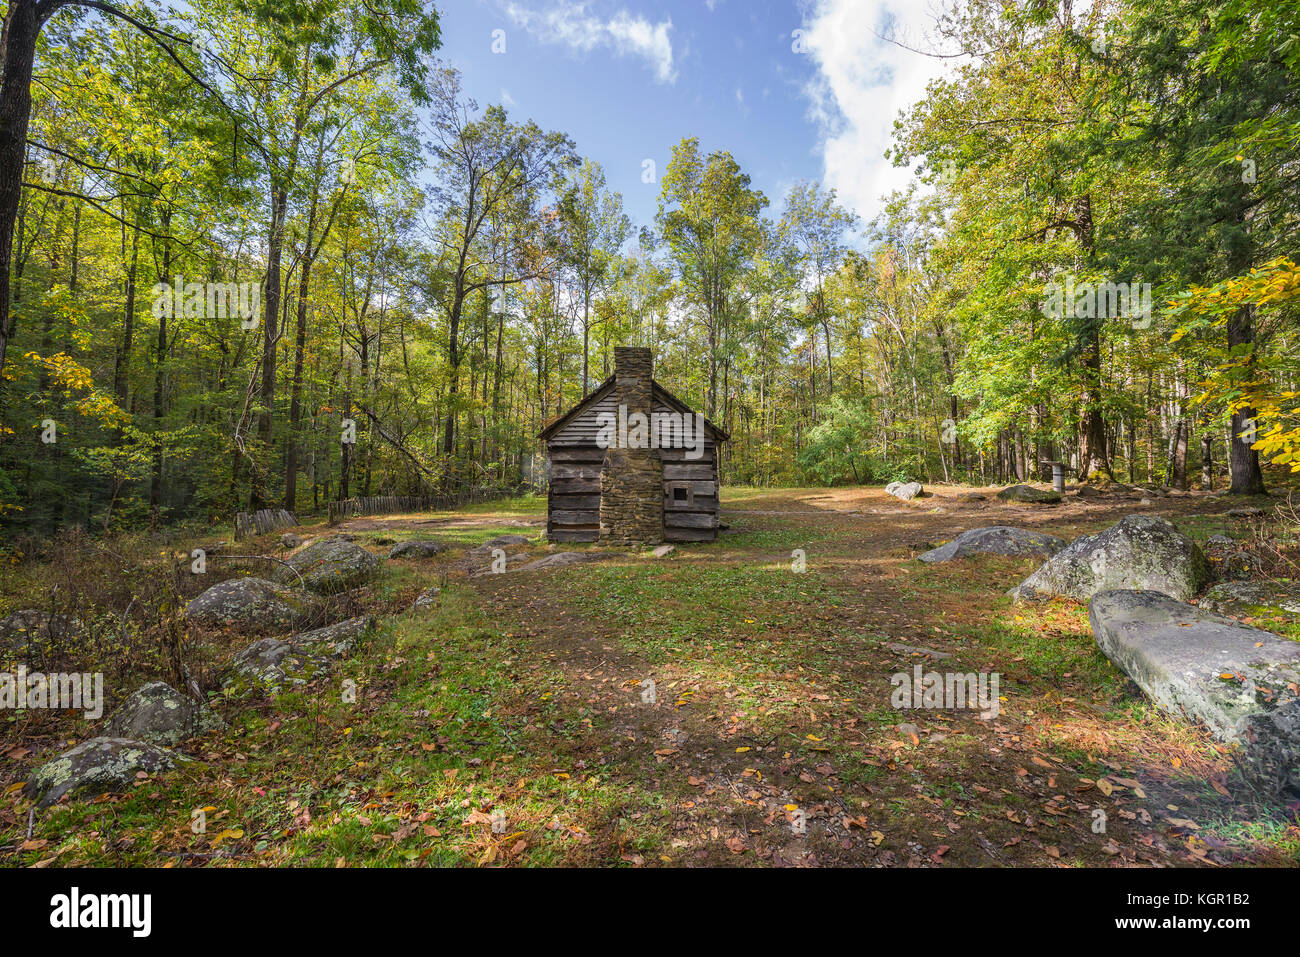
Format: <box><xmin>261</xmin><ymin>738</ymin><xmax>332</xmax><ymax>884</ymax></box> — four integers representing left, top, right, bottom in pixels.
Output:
<box><xmin>434</xmin><ymin>0</ymin><xmax>960</xmax><ymax>233</ymax></box>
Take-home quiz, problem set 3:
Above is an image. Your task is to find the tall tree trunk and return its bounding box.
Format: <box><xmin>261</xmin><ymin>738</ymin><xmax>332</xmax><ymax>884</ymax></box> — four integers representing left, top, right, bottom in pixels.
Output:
<box><xmin>1227</xmin><ymin>304</ymin><xmax>1265</xmax><ymax>494</ymax></box>
<box><xmin>0</xmin><ymin>0</ymin><xmax>43</xmax><ymax>405</ymax></box>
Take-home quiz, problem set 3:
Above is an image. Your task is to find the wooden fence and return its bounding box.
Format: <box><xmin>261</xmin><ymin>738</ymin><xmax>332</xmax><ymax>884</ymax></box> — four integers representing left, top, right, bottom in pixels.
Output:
<box><xmin>234</xmin><ymin>508</ymin><xmax>299</xmax><ymax>541</ymax></box>
<box><xmin>326</xmin><ymin>487</ymin><xmax>528</xmax><ymax>526</ymax></box>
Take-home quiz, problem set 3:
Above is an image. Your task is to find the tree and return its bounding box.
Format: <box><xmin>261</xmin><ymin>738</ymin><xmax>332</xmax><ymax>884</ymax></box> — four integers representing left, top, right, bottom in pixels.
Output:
<box><xmin>655</xmin><ymin>137</ymin><xmax>767</xmax><ymax>420</ymax></box>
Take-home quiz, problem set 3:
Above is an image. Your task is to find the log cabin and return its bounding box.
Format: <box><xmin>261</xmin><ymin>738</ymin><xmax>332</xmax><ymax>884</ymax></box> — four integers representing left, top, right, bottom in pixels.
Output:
<box><xmin>539</xmin><ymin>347</ymin><xmax>728</xmax><ymax>544</ymax></box>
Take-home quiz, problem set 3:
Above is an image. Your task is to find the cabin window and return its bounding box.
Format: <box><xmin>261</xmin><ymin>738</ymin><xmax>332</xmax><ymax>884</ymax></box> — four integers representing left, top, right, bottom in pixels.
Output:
<box><xmin>668</xmin><ymin>484</ymin><xmax>692</xmax><ymax>507</ymax></box>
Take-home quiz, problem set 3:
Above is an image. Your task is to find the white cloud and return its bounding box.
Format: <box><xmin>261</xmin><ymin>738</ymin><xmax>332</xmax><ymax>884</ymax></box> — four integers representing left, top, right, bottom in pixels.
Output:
<box><xmin>799</xmin><ymin>0</ymin><xmax>963</xmax><ymax>223</ymax></box>
<box><xmin>502</xmin><ymin>2</ymin><xmax>677</xmax><ymax>84</ymax></box>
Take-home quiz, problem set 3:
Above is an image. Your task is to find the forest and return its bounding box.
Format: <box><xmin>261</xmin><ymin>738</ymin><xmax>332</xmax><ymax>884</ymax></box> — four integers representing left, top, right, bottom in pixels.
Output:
<box><xmin>0</xmin><ymin>0</ymin><xmax>1295</xmax><ymax>540</ymax></box>
<box><xmin>2</xmin><ymin>0</ymin><xmax>1300</xmax><ymax>884</ymax></box>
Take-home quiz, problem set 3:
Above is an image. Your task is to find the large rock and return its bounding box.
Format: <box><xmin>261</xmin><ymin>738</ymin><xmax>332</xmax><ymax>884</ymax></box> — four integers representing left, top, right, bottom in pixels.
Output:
<box><xmin>388</xmin><ymin>540</ymin><xmax>447</xmax><ymax>559</ymax></box>
<box><xmin>274</xmin><ymin>537</ymin><xmax>381</xmax><ymax>594</ymax></box>
<box><xmin>0</xmin><ymin>609</ymin><xmax>85</xmax><ymax>657</ymax></box>
<box><xmin>411</xmin><ymin>587</ymin><xmax>440</xmax><ymax>611</ymax></box>
<box><xmin>222</xmin><ymin>615</ymin><xmax>373</xmax><ymax>692</ymax></box>
<box><xmin>1090</xmin><ymin>590</ymin><xmax>1300</xmax><ymax>796</ymax></box>
<box><xmin>22</xmin><ymin>737</ymin><xmax>184</xmax><ymax>808</ymax></box>
<box><xmin>470</xmin><ymin>534</ymin><xmax>530</xmax><ymax>554</ymax></box>
<box><xmin>185</xmin><ymin>577</ymin><xmax>322</xmax><ymax>631</ymax></box>
<box><xmin>997</xmin><ymin>484</ymin><xmax>1062</xmax><ymax>504</ymax></box>
<box><xmin>885</xmin><ymin>481</ymin><xmax>924</xmax><ymax>501</ymax></box>
<box><xmin>1200</xmin><ymin>580</ymin><xmax>1300</xmax><ymax>625</ymax></box>
<box><xmin>1010</xmin><ymin>514</ymin><xmax>1208</xmax><ymax>602</ymax></box>
<box><xmin>514</xmin><ymin>551</ymin><xmax>623</xmax><ymax>573</ymax></box>
<box><xmin>919</xmin><ymin>526</ymin><xmax>1068</xmax><ymax>563</ymax></box>
<box><xmin>101</xmin><ymin>682</ymin><xmax>224</xmax><ymax>747</ymax></box>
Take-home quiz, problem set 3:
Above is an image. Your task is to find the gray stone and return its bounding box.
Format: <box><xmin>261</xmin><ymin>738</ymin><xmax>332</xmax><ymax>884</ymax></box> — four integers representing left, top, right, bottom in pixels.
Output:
<box><xmin>23</xmin><ymin>737</ymin><xmax>185</xmax><ymax>808</ymax></box>
<box><xmin>185</xmin><ymin>577</ymin><xmax>323</xmax><ymax>631</ymax></box>
<box><xmin>0</xmin><ymin>610</ymin><xmax>85</xmax><ymax>656</ymax></box>
<box><xmin>651</xmin><ymin>544</ymin><xmax>676</xmax><ymax>558</ymax></box>
<box><xmin>471</xmin><ymin>534</ymin><xmax>530</xmax><ymax>553</ymax></box>
<box><xmin>997</xmin><ymin>484</ymin><xmax>1062</xmax><ymax>504</ymax></box>
<box><xmin>1207</xmin><ymin>534</ymin><xmax>1236</xmax><ymax>546</ymax></box>
<box><xmin>388</xmin><ymin>540</ymin><xmax>448</xmax><ymax>559</ymax></box>
<box><xmin>886</xmin><ymin>481</ymin><xmax>924</xmax><ymax>501</ymax></box>
<box><xmin>1010</xmin><ymin>514</ymin><xmax>1208</xmax><ymax>602</ymax></box>
<box><xmin>222</xmin><ymin>615</ymin><xmax>373</xmax><ymax>692</ymax></box>
<box><xmin>412</xmin><ymin>588</ymin><xmax>440</xmax><ymax>611</ymax></box>
<box><xmin>919</xmin><ymin>526</ymin><xmax>1068</xmax><ymax>563</ymax></box>
<box><xmin>281</xmin><ymin>532</ymin><xmax>304</xmax><ymax>549</ymax></box>
<box><xmin>274</xmin><ymin>537</ymin><xmax>381</xmax><ymax>594</ymax></box>
<box><xmin>101</xmin><ymin>682</ymin><xmax>224</xmax><ymax>747</ymax></box>
<box><xmin>515</xmin><ymin>551</ymin><xmax>623</xmax><ymax>573</ymax></box>
<box><xmin>1089</xmin><ymin>590</ymin><xmax>1300</xmax><ymax>796</ymax></box>
<box><xmin>1227</xmin><ymin>506</ymin><xmax>1267</xmax><ymax>518</ymax></box>
<box><xmin>1200</xmin><ymin>580</ymin><xmax>1300</xmax><ymax>623</ymax></box>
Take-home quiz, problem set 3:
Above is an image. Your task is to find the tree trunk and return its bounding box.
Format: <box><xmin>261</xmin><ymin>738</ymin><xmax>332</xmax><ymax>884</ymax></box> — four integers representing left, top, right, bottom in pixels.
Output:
<box><xmin>0</xmin><ymin>0</ymin><xmax>43</xmax><ymax>403</ymax></box>
<box><xmin>1227</xmin><ymin>304</ymin><xmax>1265</xmax><ymax>495</ymax></box>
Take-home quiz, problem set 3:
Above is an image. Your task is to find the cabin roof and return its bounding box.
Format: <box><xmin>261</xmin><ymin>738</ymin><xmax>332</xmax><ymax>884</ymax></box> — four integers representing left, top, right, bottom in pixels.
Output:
<box><xmin>538</xmin><ymin>375</ymin><xmax>730</xmax><ymax>442</ymax></box>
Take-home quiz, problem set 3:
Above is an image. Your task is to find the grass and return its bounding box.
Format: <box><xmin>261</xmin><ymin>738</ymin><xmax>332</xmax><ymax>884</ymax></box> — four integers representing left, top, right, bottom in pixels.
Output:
<box><xmin>3</xmin><ymin>485</ymin><xmax>1299</xmax><ymax>867</ymax></box>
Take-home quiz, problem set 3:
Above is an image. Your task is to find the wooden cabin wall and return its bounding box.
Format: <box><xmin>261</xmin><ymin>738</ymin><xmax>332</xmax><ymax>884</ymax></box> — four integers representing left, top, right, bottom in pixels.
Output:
<box><xmin>661</xmin><ymin>443</ymin><xmax>719</xmax><ymax>542</ymax></box>
<box><xmin>548</xmin><ymin>446</ymin><xmax>603</xmax><ymax>542</ymax></box>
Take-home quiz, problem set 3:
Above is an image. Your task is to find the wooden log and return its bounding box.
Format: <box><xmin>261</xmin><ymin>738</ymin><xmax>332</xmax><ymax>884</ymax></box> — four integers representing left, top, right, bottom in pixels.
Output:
<box><xmin>663</xmin><ymin>463</ymin><xmax>714</xmax><ymax>481</ymax></box>
<box><xmin>551</xmin><ymin>494</ymin><xmax>601</xmax><ymax>511</ymax></box>
<box><xmin>551</xmin><ymin>464</ymin><xmax>602</xmax><ymax>480</ymax></box>
<box><xmin>552</xmin><ymin>509</ymin><xmax>599</xmax><ymax>525</ymax></box>
<box><xmin>664</xmin><ymin>527</ymin><xmax>717</xmax><ymax>542</ymax></box>
<box><xmin>548</xmin><ymin>528</ymin><xmax>599</xmax><ymax>542</ymax></box>
<box><xmin>551</xmin><ymin>478</ymin><xmax>600</xmax><ymax>494</ymax></box>
<box><xmin>664</xmin><ymin>512</ymin><xmax>717</xmax><ymax>529</ymax></box>
<box><xmin>548</xmin><ymin>447</ymin><xmax>607</xmax><ymax>463</ymax></box>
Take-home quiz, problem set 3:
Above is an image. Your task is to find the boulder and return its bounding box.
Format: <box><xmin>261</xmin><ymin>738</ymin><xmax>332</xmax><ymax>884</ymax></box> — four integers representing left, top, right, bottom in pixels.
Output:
<box><xmin>1010</xmin><ymin>514</ymin><xmax>1208</xmax><ymax>602</ymax></box>
<box><xmin>1207</xmin><ymin>534</ymin><xmax>1236</xmax><ymax>547</ymax></box>
<box><xmin>514</xmin><ymin>551</ymin><xmax>624</xmax><ymax>573</ymax></box>
<box><xmin>1227</xmin><ymin>506</ymin><xmax>1266</xmax><ymax>518</ymax></box>
<box><xmin>0</xmin><ymin>609</ymin><xmax>85</xmax><ymax>657</ymax></box>
<box><xmin>101</xmin><ymin>682</ymin><xmax>224</xmax><ymax>747</ymax></box>
<box><xmin>185</xmin><ymin>577</ymin><xmax>322</xmax><ymax>631</ymax></box>
<box><xmin>222</xmin><ymin>616</ymin><xmax>373</xmax><ymax>692</ymax></box>
<box><xmin>997</xmin><ymin>484</ymin><xmax>1062</xmax><ymax>504</ymax></box>
<box><xmin>919</xmin><ymin>526</ymin><xmax>1068</xmax><ymax>564</ymax></box>
<box><xmin>886</xmin><ymin>481</ymin><xmax>924</xmax><ymax>501</ymax></box>
<box><xmin>388</xmin><ymin>540</ymin><xmax>447</xmax><ymax>559</ymax></box>
<box><xmin>650</xmin><ymin>544</ymin><xmax>676</xmax><ymax>558</ymax></box>
<box><xmin>472</xmin><ymin>534</ymin><xmax>530</xmax><ymax>552</ymax></box>
<box><xmin>1200</xmin><ymin>580</ymin><xmax>1300</xmax><ymax>625</ymax></box>
<box><xmin>1090</xmin><ymin>590</ymin><xmax>1300</xmax><ymax>796</ymax></box>
<box><xmin>280</xmin><ymin>532</ymin><xmax>304</xmax><ymax>549</ymax></box>
<box><xmin>411</xmin><ymin>587</ymin><xmax>440</xmax><ymax>611</ymax></box>
<box><xmin>274</xmin><ymin>537</ymin><xmax>380</xmax><ymax>594</ymax></box>
<box><xmin>23</xmin><ymin>737</ymin><xmax>184</xmax><ymax>808</ymax></box>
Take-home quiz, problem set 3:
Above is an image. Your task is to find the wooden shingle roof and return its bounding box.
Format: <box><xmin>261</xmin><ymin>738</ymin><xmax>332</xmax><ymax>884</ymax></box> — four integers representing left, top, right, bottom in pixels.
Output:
<box><xmin>538</xmin><ymin>375</ymin><xmax>730</xmax><ymax>442</ymax></box>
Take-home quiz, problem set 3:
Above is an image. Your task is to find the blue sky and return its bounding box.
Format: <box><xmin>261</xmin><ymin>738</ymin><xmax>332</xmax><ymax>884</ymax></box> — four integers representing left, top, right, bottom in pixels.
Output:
<box><xmin>433</xmin><ymin>1</ymin><xmax>957</xmax><ymax>231</ymax></box>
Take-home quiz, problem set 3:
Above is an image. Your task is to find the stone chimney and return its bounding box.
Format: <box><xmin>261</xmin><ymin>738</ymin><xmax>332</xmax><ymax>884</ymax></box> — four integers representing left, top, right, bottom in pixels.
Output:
<box><xmin>599</xmin><ymin>347</ymin><xmax>663</xmax><ymax>545</ymax></box>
